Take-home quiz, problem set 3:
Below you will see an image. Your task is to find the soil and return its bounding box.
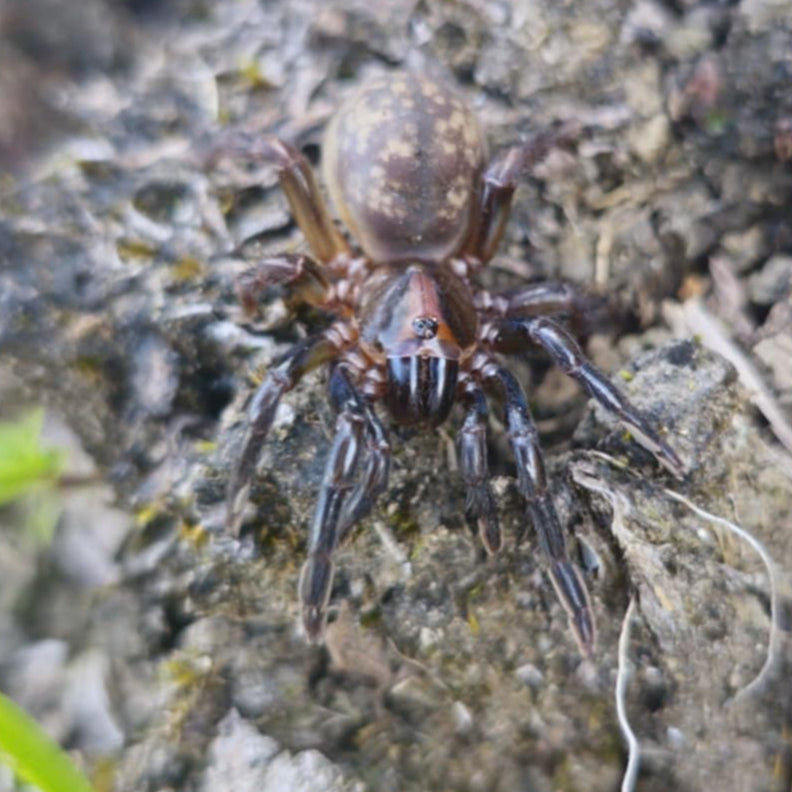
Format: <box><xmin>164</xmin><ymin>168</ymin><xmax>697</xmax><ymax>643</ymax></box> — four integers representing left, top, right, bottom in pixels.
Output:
<box><xmin>1</xmin><ymin>1</ymin><xmax>791</xmax><ymax>791</ymax></box>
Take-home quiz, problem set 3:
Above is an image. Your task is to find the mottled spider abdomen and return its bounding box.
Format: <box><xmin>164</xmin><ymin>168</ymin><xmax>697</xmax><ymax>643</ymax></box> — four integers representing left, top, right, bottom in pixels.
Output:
<box><xmin>323</xmin><ymin>73</ymin><xmax>487</xmax><ymax>263</ymax></box>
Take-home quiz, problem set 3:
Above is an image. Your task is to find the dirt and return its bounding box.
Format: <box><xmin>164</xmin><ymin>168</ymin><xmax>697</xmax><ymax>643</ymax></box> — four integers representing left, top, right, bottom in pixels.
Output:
<box><xmin>1</xmin><ymin>1</ymin><xmax>791</xmax><ymax>791</ymax></box>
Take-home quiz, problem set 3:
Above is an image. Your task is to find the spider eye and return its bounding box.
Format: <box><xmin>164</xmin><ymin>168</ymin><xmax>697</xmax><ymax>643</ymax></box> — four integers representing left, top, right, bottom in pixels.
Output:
<box><xmin>412</xmin><ymin>316</ymin><xmax>439</xmax><ymax>339</ymax></box>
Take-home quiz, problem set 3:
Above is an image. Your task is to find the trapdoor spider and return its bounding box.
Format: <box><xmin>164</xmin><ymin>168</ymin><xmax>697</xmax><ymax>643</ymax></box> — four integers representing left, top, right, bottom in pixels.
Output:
<box><xmin>221</xmin><ymin>72</ymin><xmax>684</xmax><ymax>655</ymax></box>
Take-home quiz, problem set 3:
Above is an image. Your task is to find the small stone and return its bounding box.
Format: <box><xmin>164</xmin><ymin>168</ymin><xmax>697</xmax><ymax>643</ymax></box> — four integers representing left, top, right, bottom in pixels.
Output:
<box><xmin>754</xmin><ymin>334</ymin><xmax>792</xmax><ymax>391</ymax></box>
<box><xmin>178</xmin><ymin>615</ymin><xmax>240</xmax><ymax>654</ymax></box>
<box><xmin>451</xmin><ymin>700</ymin><xmax>474</xmax><ymax>735</ymax></box>
<box><xmin>53</xmin><ymin>492</ymin><xmax>130</xmax><ymax>587</ymax></box>
<box><xmin>131</xmin><ymin>334</ymin><xmax>180</xmax><ymax>417</ymax></box>
<box><xmin>418</xmin><ymin>626</ymin><xmax>440</xmax><ymax>652</ymax></box>
<box><xmin>621</xmin><ymin>1</ymin><xmax>673</xmax><ymax>48</ymax></box>
<box><xmin>231</xmin><ymin>668</ymin><xmax>283</xmax><ymax>719</ymax></box>
<box><xmin>263</xmin><ymin>748</ymin><xmax>349</xmax><ymax>792</ymax></box>
<box><xmin>667</xmin><ymin>726</ymin><xmax>687</xmax><ymax>749</ymax></box>
<box><xmin>624</xmin><ymin>61</ymin><xmax>664</xmax><ymax>116</ymax></box>
<box><xmin>515</xmin><ymin>663</ymin><xmax>545</xmax><ymax>691</ymax></box>
<box><xmin>720</xmin><ymin>226</ymin><xmax>767</xmax><ymax>273</ymax></box>
<box><xmin>62</xmin><ymin>650</ymin><xmax>124</xmax><ymax>755</ymax></box>
<box><xmin>387</xmin><ymin>676</ymin><xmax>442</xmax><ymax>721</ymax></box>
<box><xmin>201</xmin><ymin>710</ymin><xmax>280</xmax><ymax>792</ymax></box>
<box><xmin>748</xmin><ymin>255</ymin><xmax>792</xmax><ymax>306</ymax></box>
<box><xmin>575</xmin><ymin>659</ymin><xmax>600</xmax><ymax>691</ymax></box>
<box><xmin>7</xmin><ymin>640</ymin><xmax>68</xmax><ymax>713</ymax></box>
<box><xmin>273</xmin><ymin>401</ymin><xmax>296</xmax><ymax>432</ymax></box>
<box><xmin>628</xmin><ymin>114</ymin><xmax>671</xmax><ymax>164</ymax></box>
<box><xmin>665</xmin><ymin>17</ymin><xmax>713</xmax><ymax>59</ymax></box>
<box><xmin>640</xmin><ymin>665</ymin><xmax>668</xmax><ymax>711</ymax></box>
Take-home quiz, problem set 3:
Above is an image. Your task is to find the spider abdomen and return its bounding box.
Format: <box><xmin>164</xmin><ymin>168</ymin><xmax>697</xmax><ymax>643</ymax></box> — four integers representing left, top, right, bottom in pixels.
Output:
<box><xmin>322</xmin><ymin>72</ymin><xmax>487</xmax><ymax>264</ymax></box>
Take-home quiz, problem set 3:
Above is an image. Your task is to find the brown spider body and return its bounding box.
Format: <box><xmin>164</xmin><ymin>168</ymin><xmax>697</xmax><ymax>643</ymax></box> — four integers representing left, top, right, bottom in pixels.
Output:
<box><xmin>356</xmin><ymin>261</ymin><xmax>477</xmax><ymax>426</ymax></box>
<box><xmin>220</xmin><ymin>72</ymin><xmax>684</xmax><ymax>655</ymax></box>
<box><xmin>323</xmin><ymin>73</ymin><xmax>486</xmax><ymax>263</ymax></box>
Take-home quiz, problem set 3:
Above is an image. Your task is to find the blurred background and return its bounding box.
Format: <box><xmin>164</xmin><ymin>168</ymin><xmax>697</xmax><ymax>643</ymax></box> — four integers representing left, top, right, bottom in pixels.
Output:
<box><xmin>1</xmin><ymin>1</ymin><xmax>791</xmax><ymax>791</ymax></box>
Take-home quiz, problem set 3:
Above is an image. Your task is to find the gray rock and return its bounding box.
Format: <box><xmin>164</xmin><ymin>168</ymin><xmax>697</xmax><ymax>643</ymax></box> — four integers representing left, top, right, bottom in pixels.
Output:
<box><xmin>4</xmin><ymin>640</ymin><xmax>69</xmax><ymax>725</ymax></box>
<box><xmin>754</xmin><ymin>333</ymin><xmax>792</xmax><ymax>391</ymax></box>
<box><xmin>62</xmin><ymin>650</ymin><xmax>125</xmax><ymax>755</ymax></box>
<box><xmin>748</xmin><ymin>254</ymin><xmax>792</xmax><ymax>306</ymax></box>
<box><xmin>202</xmin><ymin>710</ymin><xmax>355</xmax><ymax>792</ymax></box>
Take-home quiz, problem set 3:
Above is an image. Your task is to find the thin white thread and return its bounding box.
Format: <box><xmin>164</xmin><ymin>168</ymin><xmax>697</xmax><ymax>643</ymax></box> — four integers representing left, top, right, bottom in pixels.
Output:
<box><xmin>616</xmin><ymin>594</ymin><xmax>640</xmax><ymax>792</ymax></box>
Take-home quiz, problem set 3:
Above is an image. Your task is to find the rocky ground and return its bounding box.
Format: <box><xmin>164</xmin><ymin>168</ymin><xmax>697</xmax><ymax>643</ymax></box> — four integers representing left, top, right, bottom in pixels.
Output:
<box><xmin>1</xmin><ymin>1</ymin><xmax>791</xmax><ymax>790</ymax></box>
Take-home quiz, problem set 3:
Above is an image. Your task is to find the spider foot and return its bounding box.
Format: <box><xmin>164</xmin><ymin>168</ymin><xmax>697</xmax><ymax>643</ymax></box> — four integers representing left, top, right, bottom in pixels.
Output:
<box><xmin>549</xmin><ymin>560</ymin><xmax>596</xmax><ymax>656</ymax></box>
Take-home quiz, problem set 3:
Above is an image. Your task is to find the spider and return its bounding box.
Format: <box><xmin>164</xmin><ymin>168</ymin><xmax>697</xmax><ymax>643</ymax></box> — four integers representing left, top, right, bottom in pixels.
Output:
<box><xmin>219</xmin><ymin>72</ymin><xmax>684</xmax><ymax>656</ymax></box>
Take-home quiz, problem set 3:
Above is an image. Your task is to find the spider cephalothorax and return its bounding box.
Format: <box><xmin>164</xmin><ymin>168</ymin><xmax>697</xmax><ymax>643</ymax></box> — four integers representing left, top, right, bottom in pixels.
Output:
<box><xmin>219</xmin><ymin>72</ymin><xmax>684</xmax><ymax>655</ymax></box>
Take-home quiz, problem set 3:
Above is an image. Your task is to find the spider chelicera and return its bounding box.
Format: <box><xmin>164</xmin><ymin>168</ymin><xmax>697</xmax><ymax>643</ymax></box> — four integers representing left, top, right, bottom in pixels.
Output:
<box><xmin>218</xmin><ymin>71</ymin><xmax>684</xmax><ymax>655</ymax></box>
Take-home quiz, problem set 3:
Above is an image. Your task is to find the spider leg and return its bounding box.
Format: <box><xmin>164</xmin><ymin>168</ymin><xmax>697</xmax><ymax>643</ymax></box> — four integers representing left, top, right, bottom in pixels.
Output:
<box><xmin>236</xmin><ymin>253</ymin><xmax>329</xmax><ymax>316</ymax></box>
<box><xmin>336</xmin><ymin>401</ymin><xmax>391</xmax><ymax>545</ymax></box>
<box><xmin>226</xmin><ymin>330</ymin><xmax>343</xmax><ymax>535</ymax></box>
<box><xmin>494</xmin><ymin>316</ymin><xmax>685</xmax><ymax>478</ymax></box>
<box><xmin>299</xmin><ymin>365</ymin><xmax>368</xmax><ymax>639</ymax></box>
<box><xmin>476</xmin><ymin>281</ymin><xmax>579</xmax><ymax>319</ymax></box>
<box><xmin>463</xmin><ymin>129</ymin><xmax>574</xmax><ymax>264</ymax></box>
<box><xmin>208</xmin><ymin>134</ymin><xmax>348</xmax><ymax>263</ymax></box>
<box><xmin>485</xmin><ymin>366</ymin><xmax>595</xmax><ymax>655</ymax></box>
<box><xmin>459</xmin><ymin>382</ymin><xmax>501</xmax><ymax>554</ymax></box>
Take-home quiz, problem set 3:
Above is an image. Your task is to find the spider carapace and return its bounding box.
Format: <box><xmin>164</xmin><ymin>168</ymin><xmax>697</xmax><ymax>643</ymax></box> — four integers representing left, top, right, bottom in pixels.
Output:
<box><xmin>219</xmin><ymin>72</ymin><xmax>684</xmax><ymax>655</ymax></box>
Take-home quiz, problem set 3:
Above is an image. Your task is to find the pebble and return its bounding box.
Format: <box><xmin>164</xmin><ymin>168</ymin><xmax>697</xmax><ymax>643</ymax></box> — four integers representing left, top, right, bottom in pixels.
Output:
<box><xmin>451</xmin><ymin>700</ymin><xmax>474</xmax><ymax>735</ymax></box>
<box><xmin>201</xmin><ymin>710</ymin><xmax>353</xmax><ymax>792</ymax></box>
<box><xmin>131</xmin><ymin>334</ymin><xmax>180</xmax><ymax>417</ymax></box>
<box><xmin>754</xmin><ymin>334</ymin><xmax>792</xmax><ymax>391</ymax></box>
<box><xmin>748</xmin><ymin>254</ymin><xmax>792</xmax><ymax>306</ymax></box>
<box><xmin>628</xmin><ymin>114</ymin><xmax>671</xmax><ymax>164</ymax></box>
<box><xmin>667</xmin><ymin>726</ymin><xmax>687</xmax><ymax>749</ymax></box>
<box><xmin>6</xmin><ymin>639</ymin><xmax>68</xmax><ymax>714</ymax></box>
<box><xmin>418</xmin><ymin>626</ymin><xmax>440</xmax><ymax>652</ymax></box>
<box><xmin>515</xmin><ymin>663</ymin><xmax>545</xmax><ymax>691</ymax></box>
<box><xmin>387</xmin><ymin>676</ymin><xmax>441</xmax><ymax>721</ymax></box>
<box><xmin>62</xmin><ymin>650</ymin><xmax>124</xmax><ymax>755</ymax></box>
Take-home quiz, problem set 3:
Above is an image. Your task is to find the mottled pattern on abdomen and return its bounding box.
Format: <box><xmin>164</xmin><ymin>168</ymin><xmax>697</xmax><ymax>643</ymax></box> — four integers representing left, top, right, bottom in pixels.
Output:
<box><xmin>323</xmin><ymin>72</ymin><xmax>486</xmax><ymax>263</ymax></box>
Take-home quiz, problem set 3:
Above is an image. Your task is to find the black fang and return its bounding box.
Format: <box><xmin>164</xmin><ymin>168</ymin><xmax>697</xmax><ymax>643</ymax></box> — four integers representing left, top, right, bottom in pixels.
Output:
<box><xmin>384</xmin><ymin>355</ymin><xmax>458</xmax><ymax>427</ymax></box>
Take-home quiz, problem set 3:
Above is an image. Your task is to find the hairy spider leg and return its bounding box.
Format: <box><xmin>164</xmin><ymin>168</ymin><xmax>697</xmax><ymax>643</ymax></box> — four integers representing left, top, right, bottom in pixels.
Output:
<box><xmin>475</xmin><ymin>281</ymin><xmax>580</xmax><ymax>319</ymax></box>
<box><xmin>225</xmin><ymin>331</ymin><xmax>343</xmax><ymax>535</ymax></box>
<box><xmin>235</xmin><ymin>253</ymin><xmax>329</xmax><ymax>316</ymax></box>
<box><xmin>495</xmin><ymin>316</ymin><xmax>685</xmax><ymax>478</ymax></box>
<box><xmin>209</xmin><ymin>134</ymin><xmax>348</xmax><ymax>263</ymax></box>
<box><xmin>485</xmin><ymin>366</ymin><xmax>595</xmax><ymax>656</ymax></box>
<box><xmin>459</xmin><ymin>383</ymin><xmax>502</xmax><ymax>554</ymax></box>
<box><xmin>299</xmin><ymin>366</ymin><xmax>368</xmax><ymax>639</ymax></box>
<box><xmin>463</xmin><ymin>131</ymin><xmax>573</xmax><ymax>264</ymax></box>
<box><xmin>336</xmin><ymin>400</ymin><xmax>391</xmax><ymax>545</ymax></box>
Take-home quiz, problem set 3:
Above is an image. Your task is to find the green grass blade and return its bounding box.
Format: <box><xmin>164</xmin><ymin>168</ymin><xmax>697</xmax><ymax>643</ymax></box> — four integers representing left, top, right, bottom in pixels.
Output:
<box><xmin>0</xmin><ymin>691</ymin><xmax>94</xmax><ymax>792</ymax></box>
<box><xmin>0</xmin><ymin>410</ymin><xmax>63</xmax><ymax>506</ymax></box>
